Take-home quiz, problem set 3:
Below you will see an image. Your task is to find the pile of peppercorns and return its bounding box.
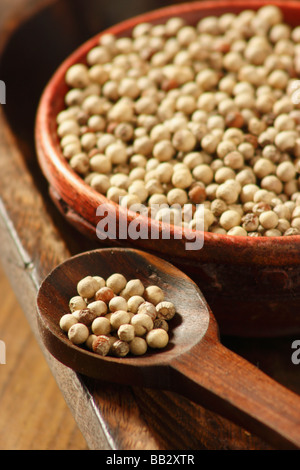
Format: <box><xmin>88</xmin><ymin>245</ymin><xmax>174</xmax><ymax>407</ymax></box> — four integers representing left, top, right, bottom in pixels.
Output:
<box><xmin>59</xmin><ymin>273</ymin><xmax>176</xmax><ymax>357</ymax></box>
<box><xmin>57</xmin><ymin>5</ymin><xmax>300</xmax><ymax>237</ymax></box>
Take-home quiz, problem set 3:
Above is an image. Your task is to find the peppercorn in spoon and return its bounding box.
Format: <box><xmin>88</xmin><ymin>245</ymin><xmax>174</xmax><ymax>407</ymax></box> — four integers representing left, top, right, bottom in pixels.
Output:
<box><xmin>37</xmin><ymin>247</ymin><xmax>300</xmax><ymax>450</ymax></box>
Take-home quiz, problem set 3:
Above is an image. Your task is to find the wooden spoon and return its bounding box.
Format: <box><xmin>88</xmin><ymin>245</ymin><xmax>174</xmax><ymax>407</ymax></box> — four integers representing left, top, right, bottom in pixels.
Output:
<box><xmin>36</xmin><ymin>247</ymin><xmax>300</xmax><ymax>450</ymax></box>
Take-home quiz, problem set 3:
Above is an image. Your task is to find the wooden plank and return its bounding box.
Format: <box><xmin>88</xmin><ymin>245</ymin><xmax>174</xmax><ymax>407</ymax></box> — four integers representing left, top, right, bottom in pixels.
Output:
<box><xmin>0</xmin><ymin>264</ymin><xmax>89</xmax><ymax>450</ymax></box>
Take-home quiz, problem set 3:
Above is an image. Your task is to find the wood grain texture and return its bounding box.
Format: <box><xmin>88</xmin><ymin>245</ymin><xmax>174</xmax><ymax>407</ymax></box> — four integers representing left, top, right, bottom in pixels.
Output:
<box><xmin>0</xmin><ymin>263</ymin><xmax>88</xmax><ymax>450</ymax></box>
<box><xmin>0</xmin><ymin>0</ymin><xmax>299</xmax><ymax>451</ymax></box>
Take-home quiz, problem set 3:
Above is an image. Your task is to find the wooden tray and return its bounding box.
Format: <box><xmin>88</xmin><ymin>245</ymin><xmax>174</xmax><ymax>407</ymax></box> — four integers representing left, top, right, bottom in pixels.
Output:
<box><xmin>0</xmin><ymin>0</ymin><xmax>299</xmax><ymax>450</ymax></box>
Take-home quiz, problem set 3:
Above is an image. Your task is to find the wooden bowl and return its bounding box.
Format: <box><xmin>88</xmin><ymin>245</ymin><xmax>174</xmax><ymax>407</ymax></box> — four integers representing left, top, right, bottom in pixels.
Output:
<box><xmin>35</xmin><ymin>0</ymin><xmax>300</xmax><ymax>337</ymax></box>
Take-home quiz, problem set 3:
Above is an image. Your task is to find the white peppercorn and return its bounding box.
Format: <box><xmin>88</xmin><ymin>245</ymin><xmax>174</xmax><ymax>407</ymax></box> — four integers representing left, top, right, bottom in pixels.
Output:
<box><xmin>86</xmin><ymin>334</ymin><xmax>98</xmax><ymax>351</ymax></box>
<box><xmin>92</xmin><ymin>335</ymin><xmax>111</xmax><ymax>356</ymax></box>
<box><xmin>131</xmin><ymin>313</ymin><xmax>153</xmax><ymax>337</ymax></box>
<box><xmin>253</xmin><ymin>157</ymin><xmax>275</xmax><ymax>178</ymax></box>
<box><xmin>284</xmin><ymin>227</ymin><xmax>300</xmax><ymax>236</ymax></box>
<box><xmin>223</xmin><ymin>151</ymin><xmax>244</xmax><ymax>170</ymax></box>
<box><xmin>87</xmin><ymin>300</ymin><xmax>108</xmax><ymax>317</ymax></box>
<box><xmin>259</xmin><ymin>210</ymin><xmax>279</xmax><ymax>229</ymax></box>
<box><xmin>277</xmin><ymin>218</ymin><xmax>290</xmax><ymax>233</ymax></box>
<box><xmin>227</xmin><ymin>226</ymin><xmax>247</xmax><ymax>236</ymax></box>
<box><xmin>129</xmin><ymin>337</ymin><xmax>148</xmax><ymax>356</ymax></box>
<box><xmin>106</xmin><ymin>186</ymin><xmax>127</xmax><ymax>203</ymax></box>
<box><xmin>192</xmin><ymin>164</ymin><xmax>214</xmax><ymax>185</ymax></box>
<box><xmin>65</xmin><ymin>64</ymin><xmax>90</xmax><ymax>88</ymax></box>
<box><xmin>68</xmin><ymin>323</ymin><xmax>89</xmax><ymax>345</ymax></box>
<box><xmin>216</xmin><ymin>182</ymin><xmax>239</xmax><ymax>204</ymax></box>
<box><xmin>217</xmin><ymin>140</ymin><xmax>236</xmax><ymax>158</ymax></box>
<box><xmin>95</xmin><ymin>286</ymin><xmax>115</xmax><ymax>304</ymax></box>
<box><xmin>75</xmin><ymin>308</ymin><xmax>99</xmax><ymax>326</ymax></box>
<box><xmin>69</xmin><ymin>296</ymin><xmax>87</xmax><ymax>312</ymax></box>
<box><xmin>201</xmin><ymin>134</ymin><xmax>220</xmax><ymax>154</ymax></box>
<box><xmin>77</xmin><ymin>276</ymin><xmax>100</xmax><ymax>299</ymax></box>
<box><xmin>261</xmin><ymin>175</ymin><xmax>283</xmax><ymax>194</ymax></box>
<box><xmin>126</xmin><ymin>295</ymin><xmax>145</xmax><ymax>314</ymax></box>
<box><xmin>153</xmin><ymin>318</ymin><xmax>169</xmax><ymax>332</ymax></box>
<box><xmin>128</xmin><ymin>180</ymin><xmax>148</xmax><ymax>203</ymax></box>
<box><xmin>152</xmin><ymin>140</ymin><xmax>175</xmax><ymax>162</ymax></box>
<box><xmin>109</xmin><ymin>296</ymin><xmax>128</xmax><ymax>313</ymax></box>
<box><xmin>117</xmin><ymin>324</ymin><xmax>135</xmax><ymax>342</ymax></box>
<box><xmin>276</xmin><ymin>161</ymin><xmax>296</xmax><ymax>182</ymax></box>
<box><xmin>69</xmin><ymin>152</ymin><xmax>90</xmax><ymax>175</ymax></box>
<box><xmin>111</xmin><ymin>340</ymin><xmax>130</xmax><ymax>357</ymax></box>
<box><xmin>156</xmin><ymin>301</ymin><xmax>176</xmax><ymax>321</ymax></box>
<box><xmin>220</xmin><ymin>210</ymin><xmax>242</xmax><ymax>230</ymax></box>
<box><xmin>172</xmin><ymin>168</ymin><xmax>194</xmax><ymax>189</ymax></box>
<box><xmin>242</xmin><ymin>213</ymin><xmax>259</xmax><ymax>232</ymax></box>
<box><xmin>110</xmin><ymin>310</ymin><xmax>132</xmax><ymax>330</ymax></box>
<box><xmin>211</xmin><ymin>198</ymin><xmax>228</xmax><ymax>217</ymax></box>
<box><xmin>106</xmin><ymin>273</ymin><xmax>127</xmax><ymax>294</ymax></box>
<box><xmin>214</xmin><ymin>167</ymin><xmax>235</xmax><ymax>184</ymax></box>
<box><xmin>121</xmin><ymin>279</ymin><xmax>145</xmax><ymax>299</ymax></box>
<box><xmin>291</xmin><ymin>217</ymin><xmax>300</xmax><ymax>230</ymax></box>
<box><xmin>172</xmin><ymin>129</ymin><xmax>197</xmax><ymax>152</ymax></box>
<box><xmin>91</xmin><ymin>174</ymin><xmax>111</xmax><ymax>194</ymax></box>
<box><xmin>59</xmin><ymin>314</ymin><xmax>78</xmax><ymax>332</ymax></box>
<box><xmin>137</xmin><ymin>301</ymin><xmax>157</xmax><ymax>321</ymax></box>
<box><xmin>265</xmin><ymin>228</ymin><xmax>282</xmax><ymax>236</ymax></box>
<box><xmin>144</xmin><ymin>285</ymin><xmax>165</xmax><ymax>306</ymax></box>
<box><xmin>92</xmin><ymin>317</ymin><xmax>111</xmax><ymax>336</ymax></box>
<box><xmin>146</xmin><ymin>329</ymin><xmax>169</xmax><ymax>349</ymax></box>
<box><xmin>275</xmin><ymin>130</ymin><xmax>297</xmax><ymax>151</ymax></box>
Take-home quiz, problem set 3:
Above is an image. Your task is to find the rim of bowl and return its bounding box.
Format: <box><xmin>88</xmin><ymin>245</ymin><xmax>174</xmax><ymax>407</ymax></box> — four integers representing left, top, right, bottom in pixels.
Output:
<box><xmin>35</xmin><ymin>0</ymin><xmax>300</xmax><ymax>254</ymax></box>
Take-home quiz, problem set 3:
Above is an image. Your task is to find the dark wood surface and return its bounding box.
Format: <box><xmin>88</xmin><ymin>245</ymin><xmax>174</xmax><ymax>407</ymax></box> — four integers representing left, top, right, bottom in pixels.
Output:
<box><xmin>0</xmin><ymin>0</ymin><xmax>299</xmax><ymax>450</ymax></box>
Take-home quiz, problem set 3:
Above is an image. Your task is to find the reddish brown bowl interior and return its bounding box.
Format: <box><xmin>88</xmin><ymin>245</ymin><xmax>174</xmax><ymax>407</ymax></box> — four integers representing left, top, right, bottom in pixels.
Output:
<box><xmin>35</xmin><ymin>0</ymin><xmax>300</xmax><ymax>336</ymax></box>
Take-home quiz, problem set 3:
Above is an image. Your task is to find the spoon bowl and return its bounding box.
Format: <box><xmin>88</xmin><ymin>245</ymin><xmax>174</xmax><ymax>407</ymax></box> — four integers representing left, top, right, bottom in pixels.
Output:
<box><xmin>37</xmin><ymin>247</ymin><xmax>211</xmax><ymax>388</ymax></box>
<box><xmin>37</xmin><ymin>248</ymin><xmax>300</xmax><ymax>449</ymax></box>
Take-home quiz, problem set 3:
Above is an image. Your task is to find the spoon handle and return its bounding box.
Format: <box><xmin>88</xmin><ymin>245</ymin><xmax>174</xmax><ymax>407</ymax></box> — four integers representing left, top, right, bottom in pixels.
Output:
<box><xmin>171</xmin><ymin>339</ymin><xmax>300</xmax><ymax>449</ymax></box>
